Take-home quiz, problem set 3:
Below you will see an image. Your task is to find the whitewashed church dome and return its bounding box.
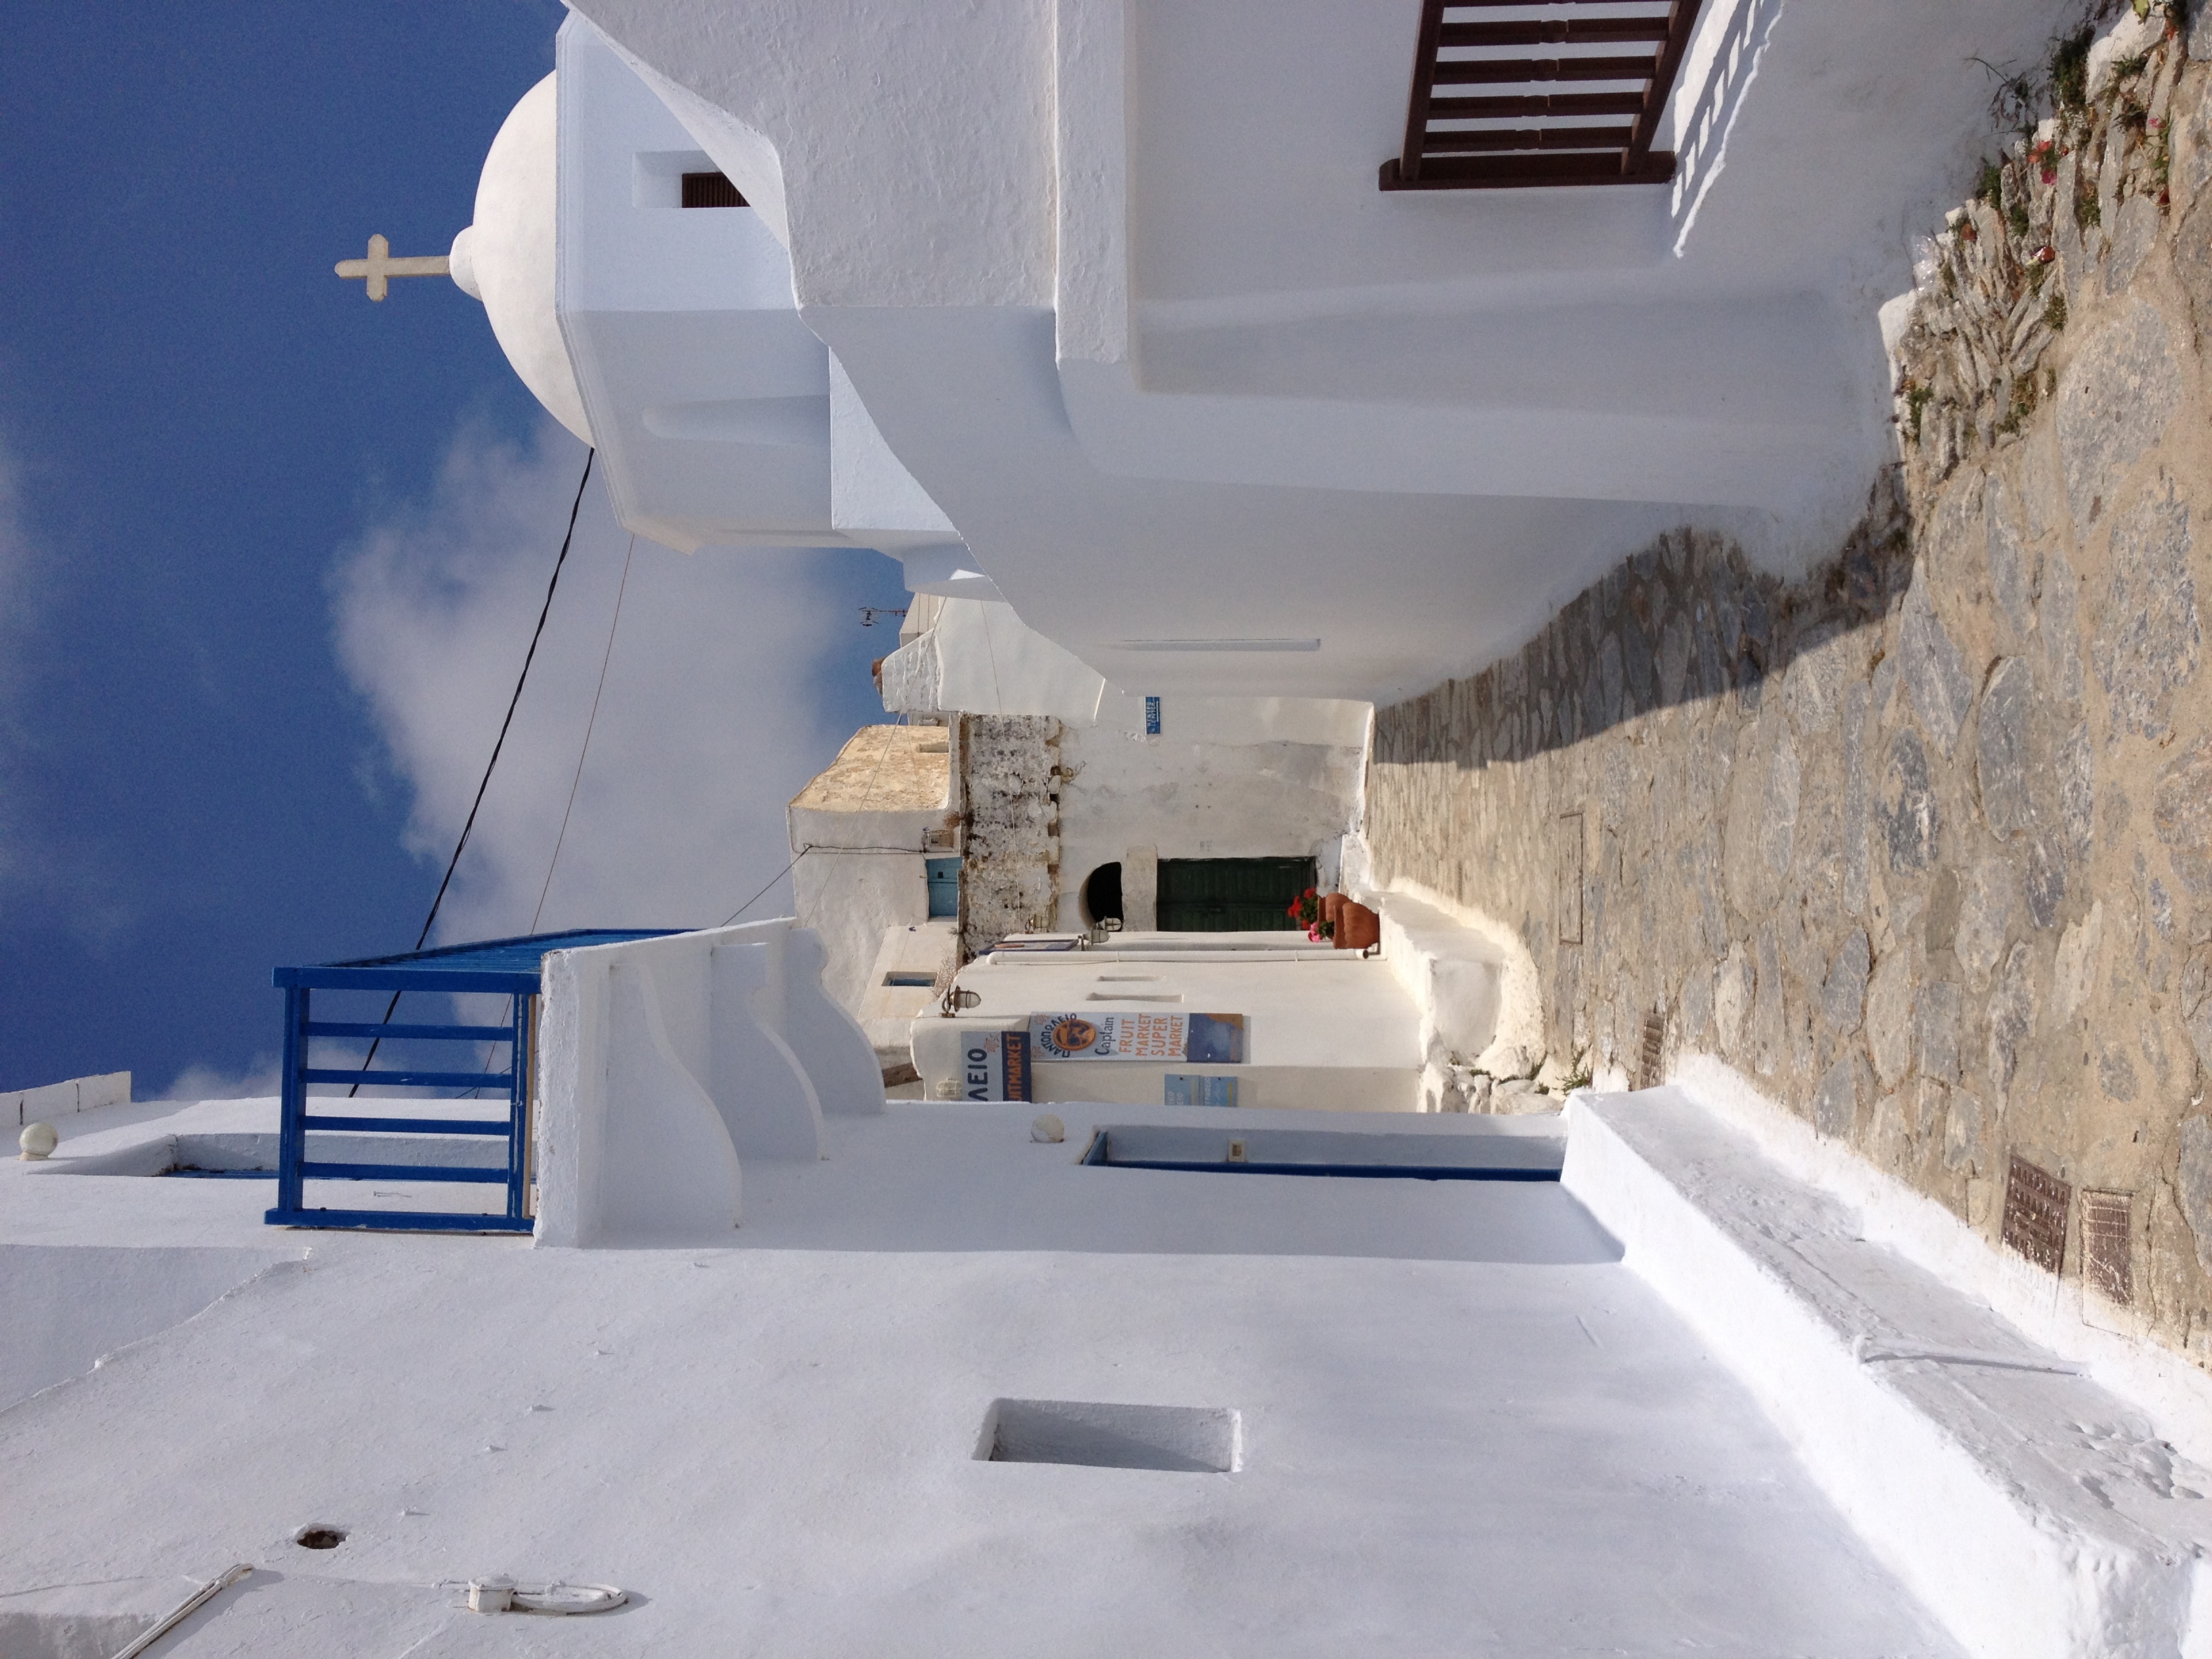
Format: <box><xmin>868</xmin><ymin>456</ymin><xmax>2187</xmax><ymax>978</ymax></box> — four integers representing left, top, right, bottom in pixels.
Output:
<box><xmin>449</xmin><ymin>73</ymin><xmax>592</xmax><ymax>445</ymax></box>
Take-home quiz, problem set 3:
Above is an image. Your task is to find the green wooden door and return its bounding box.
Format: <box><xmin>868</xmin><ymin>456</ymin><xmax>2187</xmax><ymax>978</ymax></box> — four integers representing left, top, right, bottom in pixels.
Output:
<box><xmin>1155</xmin><ymin>857</ymin><xmax>1317</xmax><ymax>932</ymax></box>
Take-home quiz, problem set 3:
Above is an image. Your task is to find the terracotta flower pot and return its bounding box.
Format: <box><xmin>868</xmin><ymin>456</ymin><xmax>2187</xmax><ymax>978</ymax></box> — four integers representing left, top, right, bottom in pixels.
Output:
<box><xmin>1333</xmin><ymin>900</ymin><xmax>1379</xmax><ymax>951</ymax></box>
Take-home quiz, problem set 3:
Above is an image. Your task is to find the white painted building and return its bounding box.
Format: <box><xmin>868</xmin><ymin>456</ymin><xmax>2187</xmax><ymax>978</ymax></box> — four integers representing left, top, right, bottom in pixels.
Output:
<box><xmin>467</xmin><ymin>20</ymin><xmax>1418</xmax><ymax>1103</ymax></box>
<box><xmin>873</xmin><ymin>594</ymin><xmax>1368</xmax><ymax>934</ymax></box>
<box><xmin>784</xmin><ymin>722</ymin><xmax>956</xmax><ymax>1018</ymax></box>
<box><xmin>451</xmin><ymin>21</ymin><xmax>1008</xmax><ymax>603</ymax></box>
<box><xmin>787</xmin><ymin>591</ymin><xmax>1400</xmax><ymax>1101</ymax></box>
<box><xmin>58</xmin><ymin>14</ymin><xmax>2194</xmax><ymax>1652</ymax></box>
<box><xmin>914</xmin><ymin>936</ymin><xmax>1427</xmax><ymax>1113</ymax></box>
<box><xmin>11</xmin><ymin>1035</ymin><xmax>2212</xmax><ymax>1656</ymax></box>
<box><xmin>448</xmin><ymin>1</ymin><xmax>2078</xmax><ymax>706</ymax></box>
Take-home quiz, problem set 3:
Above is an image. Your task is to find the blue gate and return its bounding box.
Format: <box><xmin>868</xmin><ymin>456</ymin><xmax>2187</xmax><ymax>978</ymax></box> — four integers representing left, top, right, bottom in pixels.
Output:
<box><xmin>267</xmin><ymin>929</ymin><xmax>676</xmax><ymax>1234</ymax></box>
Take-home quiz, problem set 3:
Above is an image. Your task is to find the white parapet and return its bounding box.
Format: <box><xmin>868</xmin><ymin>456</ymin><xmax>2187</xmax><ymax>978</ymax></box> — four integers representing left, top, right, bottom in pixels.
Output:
<box><xmin>1376</xmin><ymin>892</ymin><xmax>1505</xmax><ymax>1063</ymax></box>
<box><xmin>7</xmin><ymin>1071</ymin><xmax>130</xmax><ymax>1128</ymax></box>
<box><xmin>1562</xmin><ymin>1085</ymin><xmax>2212</xmax><ymax>1659</ymax></box>
<box><xmin>532</xmin><ymin>920</ymin><xmax>882</xmax><ymax>1247</ymax></box>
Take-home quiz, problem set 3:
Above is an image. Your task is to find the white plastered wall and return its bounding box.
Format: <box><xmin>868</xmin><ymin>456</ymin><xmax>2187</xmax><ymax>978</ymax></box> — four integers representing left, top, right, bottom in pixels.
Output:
<box><xmin>8</xmin><ymin>1071</ymin><xmax>130</xmax><ymax>1129</ymax></box>
<box><xmin>1057</xmin><ymin>691</ymin><xmax>1369</xmax><ymax>930</ymax></box>
<box><xmin>564</xmin><ymin>0</ymin><xmax>2079</xmax><ymax>705</ymax></box>
<box><xmin>792</xmin><ymin>851</ymin><xmax>930</xmax><ymax>1014</ymax></box>
<box><xmin>856</xmin><ymin>920</ymin><xmax>958</xmax><ymax>1060</ymax></box>
<box><xmin>880</xmin><ymin>598</ymin><xmax>1107</xmax><ymax>723</ymax></box>
<box><xmin>912</xmin><ymin>945</ymin><xmax>1421</xmax><ymax>1111</ymax></box>
<box><xmin>533</xmin><ymin>922</ymin><xmax>883</xmax><ymax>1247</ymax></box>
<box><xmin>878</xmin><ymin>593</ymin><xmax>1370</xmax><ymax>932</ymax></box>
<box><xmin>872</xmin><ymin>594</ymin><xmax>1371</xmax><ymax>936</ymax></box>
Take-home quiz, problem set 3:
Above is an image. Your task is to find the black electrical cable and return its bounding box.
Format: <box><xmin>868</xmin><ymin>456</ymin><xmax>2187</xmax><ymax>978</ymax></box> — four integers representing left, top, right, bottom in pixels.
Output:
<box><xmin>531</xmin><ymin>531</ymin><xmax>636</xmax><ymax>933</ymax></box>
<box><xmin>716</xmin><ymin>716</ymin><xmax>928</xmax><ymax>927</ymax></box>
<box><xmin>719</xmin><ymin>848</ymin><xmax>807</xmax><ymax>928</ymax></box>
<box><xmin>713</xmin><ymin>844</ymin><xmax>944</xmax><ymax>930</ymax></box>
<box><xmin>350</xmin><ymin>449</ymin><xmax>596</xmax><ymax>1095</ymax></box>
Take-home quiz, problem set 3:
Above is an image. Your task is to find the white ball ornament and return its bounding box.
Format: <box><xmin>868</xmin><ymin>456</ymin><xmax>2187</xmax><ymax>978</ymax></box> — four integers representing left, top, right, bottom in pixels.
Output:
<box><xmin>19</xmin><ymin>1122</ymin><xmax>58</xmax><ymax>1160</ymax></box>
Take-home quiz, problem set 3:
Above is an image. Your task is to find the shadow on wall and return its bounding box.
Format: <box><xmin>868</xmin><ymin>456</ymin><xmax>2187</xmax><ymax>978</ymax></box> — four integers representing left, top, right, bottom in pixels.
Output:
<box><xmin>1364</xmin><ymin>12</ymin><xmax>2212</xmax><ymax>1368</ymax></box>
<box><xmin>1363</xmin><ymin>54</ymin><xmax>2212</xmax><ymax>1355</ymax></box>
<box><xmin>1372</xmin><ymin>472</ymin><xmax>1914</xmax><ymax>775</ymax></box>
<box><xmin>0</xmin><ymin>1244</ymin><xmax>301</xmax><ymax>1411</ymax></box>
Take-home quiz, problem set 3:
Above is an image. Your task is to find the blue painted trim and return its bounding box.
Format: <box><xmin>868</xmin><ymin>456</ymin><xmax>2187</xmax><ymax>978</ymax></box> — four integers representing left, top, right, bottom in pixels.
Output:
<box><xmin>507</xmin><ymin>994</ymin><xmax>530</xmax><ymax>1221</ymax></box>
<box><xmin>304</xmin><ymin>1021</ymin><xmax>512</xmax><ymax>1042</ymax></box>
<box><xmin>276</xmin><ymin>986</ymin><xmax>308</xmax><ymax>1216</ymax></box>
<box><xmin>264</xmin><ymin>1208</ymin><xmax>535</xmax><ymax>1234</ymax></box>
<box><xmin>275</xmin><ymin>966</ymin><xmax>544</xmax><ymax>993</ymax></box>
<box><xmin>1094</xmin><ymin>1159</ymin><xmax>1561</xmax><ymax>1183</ymax></box>
<box><xmin>302</xmin><ymin>1115</ymin><xmax>511</xmax><ymax>1136</ymax></box>
<box><xmin>298</xmin><ymin>1162</ymin><xmax>508</xmax><ymax>1183</ymax></box>
<box><xmin>325</xmin><ymin>926</ymin><xmax>679</xmax><ymax>970</ymax></box>
<box><xmin>167</xmin><ymin>1168</ymin><xmax>276</xmax><ymax>1179</ymax></box>
<box><xmin>924</xmin><ymin>855</ymin><xmax>962</xmax><ymax>920</ymax></box>
<box><xmin>300</xmin><ymin>1068</ymin><xmax>513</xmax><ymax>1089</ymax></box>
<box><xmin>270</xmin><ymin>930</ymin><xmax>674</xmax><ymax>1235</ymax></box>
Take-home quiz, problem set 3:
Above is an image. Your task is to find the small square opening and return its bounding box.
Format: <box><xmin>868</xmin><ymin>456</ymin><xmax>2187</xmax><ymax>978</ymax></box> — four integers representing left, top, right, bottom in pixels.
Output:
<box><xmin>977</xmin><ymin>1398</ymin><xmax>1240</xmax><ymax>1473</ymax></box>
<box><xmin>681</xmin><ymin>171</ymin><xmax>747</xmax><ymax>209</ymax></box>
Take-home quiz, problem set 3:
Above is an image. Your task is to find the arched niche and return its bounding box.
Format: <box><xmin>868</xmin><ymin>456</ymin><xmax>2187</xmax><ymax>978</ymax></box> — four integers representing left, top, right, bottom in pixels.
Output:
<box><xmin>1081</xmin><ymin>862</ymin><xmax>1124</xmax><ymax>926</ymax></box>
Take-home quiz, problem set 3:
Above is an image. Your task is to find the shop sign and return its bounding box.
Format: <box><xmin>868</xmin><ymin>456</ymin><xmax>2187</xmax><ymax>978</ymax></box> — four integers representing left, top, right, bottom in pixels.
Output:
<box><xmin>1029</xmin><ymin>1011</ymin><xmax>1246</xmax><ymax>1063</ymax></box>
<box><xmin>960</xmin><ymin>1029</ymin><xmax>1031</xmax><ymax>1101</ymax></box>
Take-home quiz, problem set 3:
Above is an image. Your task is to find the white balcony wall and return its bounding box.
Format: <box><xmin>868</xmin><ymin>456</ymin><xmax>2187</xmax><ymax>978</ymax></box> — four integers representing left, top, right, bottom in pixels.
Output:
<box><xmin>533</xmin><ymin>922</ymin><xmax>883</xmax><ymax>1247</ymax></box>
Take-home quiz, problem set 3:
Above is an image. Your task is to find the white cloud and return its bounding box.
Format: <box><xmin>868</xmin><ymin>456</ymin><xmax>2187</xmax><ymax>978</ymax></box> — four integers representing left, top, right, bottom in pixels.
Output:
<box><xmin>333</xmin><ymin>419</ymin><xmax>868</xmax><ymax>945</ymax></box>
<box><xmin>163</xmin><ymin>1054</ymin><xmax>283</xmax><ymax>1103</ymax></box>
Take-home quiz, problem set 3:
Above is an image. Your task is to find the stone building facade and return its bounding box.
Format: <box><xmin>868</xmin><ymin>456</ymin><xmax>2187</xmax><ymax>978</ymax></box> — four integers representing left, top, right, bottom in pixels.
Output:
<box><xmin>1364</xmin><ymin>17</ymin><xmax>2212</xmax><ymax>1366</ymax></box>
<box><xmin>956</xmin><ymin>714</ymin><xmax>1063</xmax><ymax>962</ymax></box>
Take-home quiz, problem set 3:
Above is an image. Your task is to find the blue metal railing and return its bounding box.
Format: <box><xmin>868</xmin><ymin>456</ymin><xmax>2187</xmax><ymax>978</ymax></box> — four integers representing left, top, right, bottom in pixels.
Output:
<box><xmin>266</xmin><ymin>929</ymin><xmax>676</xmax><ymax>1235</ymax></box>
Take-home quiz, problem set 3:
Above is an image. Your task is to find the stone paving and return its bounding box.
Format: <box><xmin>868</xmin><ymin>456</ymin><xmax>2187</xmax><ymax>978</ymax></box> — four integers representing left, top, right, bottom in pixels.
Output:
<box><xmin>1366</xmin><ymin>24</ymin><xmax>2212</xmax><ymax>1368</ymax></box>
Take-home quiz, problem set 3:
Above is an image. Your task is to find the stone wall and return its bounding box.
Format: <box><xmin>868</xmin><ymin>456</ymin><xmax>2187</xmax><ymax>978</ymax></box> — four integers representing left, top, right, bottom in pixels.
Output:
<box><xmin>957</xmin><ymin>714</ymin><xmax>1061</xmax><ymax>960</ymax></box>
<box><xmin>1365</xmin><ymin>19</ymin><xmax>2212</xmax><ymax>1366</ymax></box>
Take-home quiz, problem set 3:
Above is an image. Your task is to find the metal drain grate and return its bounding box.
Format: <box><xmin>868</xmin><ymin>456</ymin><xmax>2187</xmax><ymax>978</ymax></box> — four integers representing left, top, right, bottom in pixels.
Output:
<box><xmin>1635</xmin><ymin>1010</ymin><xmax>1666</xmax><ymax>1090</ymax></box>
<box><xmin>2001</xmin><ymin>1154</ymin><xmax>2071</xmax><ymax>1275</ymax></box>
<box><xmin>2081</xmin><ymin>1189</ymin><xmax>2133</xmax><ymax>1305</ymax></box>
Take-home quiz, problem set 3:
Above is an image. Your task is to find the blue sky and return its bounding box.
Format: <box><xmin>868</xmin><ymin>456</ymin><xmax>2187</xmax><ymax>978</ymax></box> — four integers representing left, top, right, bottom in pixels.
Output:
<box><xmin>0</xmin><ymin>4</ymin><xmax>903</xmax><ymax>1097</ymax></box>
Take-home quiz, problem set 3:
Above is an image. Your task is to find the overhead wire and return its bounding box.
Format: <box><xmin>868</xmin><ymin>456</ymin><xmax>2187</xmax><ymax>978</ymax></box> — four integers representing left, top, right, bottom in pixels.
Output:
<box><xmin>344</xmin><ymin>464</ymin><xmax>920</xmax><ymax>1093</ymax></box>
<box><xmin>718</xmin><ymin>850</ymin><xmax>806</xmax><ymax>929</ymax></box>
<box><xmin>718</xmin><ymin>713</ymin><xmax>923</xmax><ymax>927</ymax></box>
<box><xmin>531</xmin><ymin>531</ymin><xmax>636</xmax><ymax>932</ymax></box>
<box><xmin>350</xmin><ymin>449</ymin><xmax>596</xmax><ymax>1096</ymax></box>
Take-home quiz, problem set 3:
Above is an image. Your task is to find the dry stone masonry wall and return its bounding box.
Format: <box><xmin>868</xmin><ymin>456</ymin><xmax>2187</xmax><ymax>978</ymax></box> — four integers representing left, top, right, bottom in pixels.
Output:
<box><xmin>957</xmin><ymin>714</ymin><xmax>1061</xmax><ymax>962</ymax></box>
<box><xmin>1366</xmin><ymin>14</ymin><xmax>2212</xmax><ymax>1368</ymax></box>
